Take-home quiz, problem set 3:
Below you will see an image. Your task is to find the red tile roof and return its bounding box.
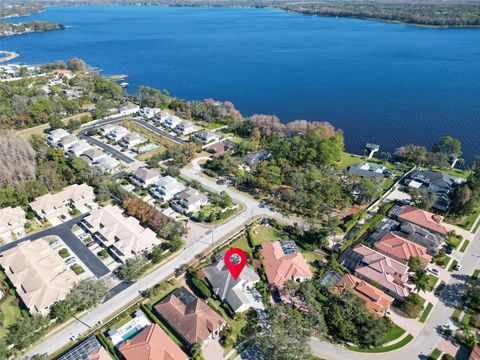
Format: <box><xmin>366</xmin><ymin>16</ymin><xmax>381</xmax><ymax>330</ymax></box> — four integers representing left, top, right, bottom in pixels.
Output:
<box><xmin>335</xmin><ymin>274</ymin><xmax>394</xmax><ymax>317</ymax></box>
<box><xmin>261</xmin><ymin>241</ymin><xmax>312</xmax><ymax>288</ymax></box>
<box><xmin>398</xmin><ymin>206</ymin><xmax>448</xmax><ymax>235</ymax></box>
<box><xmin>119</xmin><ymin>324</ymin><xmax>188</xmax><ymax>360</ymax></box>
<box><xmin>375</xmin><ymin>232</ymin><xmax>432</xmax><ymax>267</ymax></box>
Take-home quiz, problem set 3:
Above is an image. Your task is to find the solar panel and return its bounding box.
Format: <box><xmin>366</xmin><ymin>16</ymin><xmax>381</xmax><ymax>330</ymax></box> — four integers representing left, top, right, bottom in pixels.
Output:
<box><xmin>57</xmin><ymin>336</ymin><xmax>101</xmax><ymax>360</ymax></box>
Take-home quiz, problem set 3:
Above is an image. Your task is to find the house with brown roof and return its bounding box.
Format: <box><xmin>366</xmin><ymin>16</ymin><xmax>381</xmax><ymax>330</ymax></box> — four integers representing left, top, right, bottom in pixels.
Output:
<box><xmin>119</xmin><ymin>324</ymin><xmax>188</xmax><ymax>360</ymax></box>
<box><xmin>0</xmin><ymin>206</ymin><xmax>26</xmax><ymax>241</ymax></box>
<box><xmin>154</xmin><ymin>287</ymin><xmax>226</xmax><ymax>345</ymax></box>
<box><xmin>261</xmin><ymin>241</ymin><xmax>312</xmax><ymax>288</ymax></box>
<box><xmin>390</xmin><ymin>205</ymin><xmax>449</xmax><ymax>236</ymax></box>
<box><xmin>341</xmin><ymin>244</ymin><xmax>411</xmax><ymax>300</ymax></box>
<box><xmin>374</xmin><ymin>232</ymin><xmax>432</xmax><ymax>268</ymax></box>
<box><xmin>470</xmin><ymin>344</ymin><xmax>480</xmax><ymax>360</ymax></box>
<box><xmin>0</xmin><ymin>239</ymin><xmax>77</xmax><ymax>315</ymax></box>
<box><xmin>334</xmin><ymin>274</ymin><xmax>394</xmax><ymax>317</ymax></box>
<box><xmin>82</xmin><ymin>205</ymin><xmax>160</xmax><ymax>263</ymax></box>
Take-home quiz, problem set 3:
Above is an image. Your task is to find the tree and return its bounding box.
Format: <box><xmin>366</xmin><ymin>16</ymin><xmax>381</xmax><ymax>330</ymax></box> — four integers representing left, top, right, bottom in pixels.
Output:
<box><xmin>412</xmin><ymin>268</ymin><xmax>429</xmax><ymax>293</ymax></box>
<box><xmin>255</xmin><ymin>306</ymin><xmax>311</xmax><ymax>360</ymax></box>
<box><xmin>439</xmin><ymin>136</ymin><xmax>462</xmax><ymax>157</ymax></box>
<box><xmin>408</xmin><ymin>187</ymin><xmax>438</xmax><ymax>210</ymax></box>
<box><xmin>190</xmin><ymin>343</ymin><xmax>205</xmax><ymax>360</ymax></box>
<box><xmin>408</xmin><ymin>257</ymin><xmax>422</xmax><ymax>272</ymax></box>
<box><xmin>6</xmin><ymin>315</ymin><xmax>49</xmax><ymax>349</ymax></box>
<box><xmin>116</xmin><ymin>255</ymin><xmax>150</xmax><ymax>281</ymax></box>
<box><xmin>0</xmin><ymin>131</ymin><xmax>37</xmax><ymax>187</ymax></box>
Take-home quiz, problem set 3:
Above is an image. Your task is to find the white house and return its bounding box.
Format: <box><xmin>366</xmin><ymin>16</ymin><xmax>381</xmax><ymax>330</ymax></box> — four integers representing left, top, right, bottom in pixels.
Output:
<box><xmin>139</xmin><ymin>107</ymin><xmax>161</xmax><ymax>119</ymax></box>
<box><xmin>161</xmin><ymin>115</ymin><xmax>183</xmax><ymax>129</ymax></box>
<box><xmin>99</xmin><ymin>124</ymin><xmax>117</xmax><ymax>136</ymax></box>
<box><xmin>174</xmin><ymin>121</ymin><xmax>199</xmax><ymax>136</ymax></box>
<box><xmin>119</xmin><ymin>133</ymin><xmax>147</xmax><ymax>149</ymax></box>
<box><xmin>149</xmin><ymin>176</ymin><xmax>186</xmax><ymax>201</ymax></box>
<box><xmin>68</xmin><ymin>140</ymin><xmax>92</xmax><ymax>156</ymax></box>
<box><xmin>46</xmin><ymin>129</ymin><xmax>70</xmax><ymax>145</ymax></box>
<box><xmin>194</xmin><ymin>130</ymin><xmax>220</xmax><ymax>144</ymax></box>
<box><xmin>130</xmin><ymin>167</ymin><xmax>161</xmax><ymax>188</ymax></box>
<box><xmin>106</xmin><ymin>126</ymin><xmax>130</xmax><ymax>142</ymax></box>
<box><xmin>93</xmin><ymin>155</ymin><xmax>120</xmax><ymax>173</ymax></box>
<box><xmin>118</xmin><ymin>102</ymin><xmax>140</xmax><ymax>117</ymax></box>
<box><xmin>0</xmin><ymin>207</ymin><xmax>27</xmax><ymax>241</ymax></box>
<box><xmin>57</xmin><ymin>135</ymin><xmax>79</xmax><ymax>151</ymax></box>
<box><xmin>171</xmin><ymin>188</ymin><xmax>209</xmax><ymax>214</ymax></box>
<box><xmin>80</xmin><ymin>148</ymin><xmax>105</xmax><ymax>164</ymax></box>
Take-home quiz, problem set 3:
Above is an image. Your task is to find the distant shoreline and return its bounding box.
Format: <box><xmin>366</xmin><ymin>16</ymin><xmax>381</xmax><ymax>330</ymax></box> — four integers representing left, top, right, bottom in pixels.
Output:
<box><xmin>0</xmin><ymin>51</ymin><xmax>19</xmax><ymax>63</ymax></box>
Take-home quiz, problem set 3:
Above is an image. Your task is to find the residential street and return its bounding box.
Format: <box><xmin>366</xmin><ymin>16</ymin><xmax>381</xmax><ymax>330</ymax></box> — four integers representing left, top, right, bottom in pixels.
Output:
<box><xmin>25</xmin><ymin>168</ymin><xmax>280</xmax><ymax>357</ymax></box>
<box><xmin>0</xmin><ymin>215</ymin><xmax>111</xmax><ymax>278</ymax></box>
<box><xmin>310</xmin><ymin>227</ymin><xmax>480</xmax><ymax>360</ymax></box>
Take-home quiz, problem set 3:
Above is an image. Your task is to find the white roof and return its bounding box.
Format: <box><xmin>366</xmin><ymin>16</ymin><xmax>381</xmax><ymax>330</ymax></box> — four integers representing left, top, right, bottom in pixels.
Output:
<box><xmin>29</xmin><ymin>183</ymin><xmax>95</xmax><ymax>215</ymax></box>
<box><xmin>0</xmin><ymin>206</ymin><xmax>26</xmax><ymax>234</ymax></box>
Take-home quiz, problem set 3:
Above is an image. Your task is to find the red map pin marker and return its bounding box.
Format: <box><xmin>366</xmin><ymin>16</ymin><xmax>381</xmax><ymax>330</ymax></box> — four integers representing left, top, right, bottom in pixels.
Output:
<box><xmin>224</xmin><ymin>248</ymin><xmax>247</xmax><ymax>280</ymax></box>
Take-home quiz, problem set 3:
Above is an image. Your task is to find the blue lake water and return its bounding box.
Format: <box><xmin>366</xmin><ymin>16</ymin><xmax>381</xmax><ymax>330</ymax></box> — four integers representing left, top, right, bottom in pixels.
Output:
<box><xmin>1</xmin><ymin>6</ymin><xmax>479</xmax><ymax>160</ymax></box>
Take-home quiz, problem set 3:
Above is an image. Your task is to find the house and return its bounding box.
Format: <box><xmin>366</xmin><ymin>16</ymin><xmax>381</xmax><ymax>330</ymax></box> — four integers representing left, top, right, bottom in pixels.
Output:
<box><xmin>334</xmin><ymin>274</ymin><xmax>394</xmax><ymax>317</ymax></box>
<box><xmin>118</xmin><ymin>102</ymin><xmax>140</xmax><ymax>117</ymax></box>
<box><xmin>161</xmin><ymin>115</ymin><xmax>183</xmax><ymax>129</ymax></box>
<box><xmin>0</xmin><ymin>239</ymin><xmax>77</xmax><ymax>315</ymax></box>
<box><xmin>57</xmin><ymin>135</ymin><xmax>79</xmax><ymax>150</ymax></box>
<box><xmin>194</xmin><ymin>130</ymin><xmax>220</xmax><ymax>144</ymax></box>
<box><xmin>68</xmin><ymin>140</ymin><xmax>92</xmax><ymax>156</ymax></box>
<box><xmin>58</xmin><ymin>336</ymin><xmax>111</xmax><ymax>360</ymax></box>
<box><xmin>243</xmin><ymin>149</ymin><xmax>271</xmax><ymax>165</ymax></box>
<box><xmin>390</xmin><ymin>205</ymin><xmax>449</xmax><ymax>237</ymax></box>
<box><xmin>394</xmin><ymin>222</ymin><xmax>443</xmax><ymax>255</ymax></box>
<box><xmin>81</xmin><ymin>148</ymin><xmax>105</xmax><ymax>164</ymax></box>
<box><xmin>171</xmin><ymin>187</ymin><xmax>209</xmax><ymax>214</ymax></box>
<box><xmin>119</xmin><ymin>324</ymin><xmax>188</xmax><ymax>360</ymax></box>
<box><xmin>46</xmin><ymin>128</ymin><xmax>70</xmax><ymax>145</ymax></box>
<box><xmin>99</xmin><ymin>124</ymin><xmax>117</xmax><ymax>136</ymax></box>
<box><xmin>139</xmin><ymin>107</ymin><xmax>161</xmax><ymax>119</ymax></box>
<box><xmin>119</xmin><ymin>132</ymin><xmax>147</xmax><ymax>148</ymax></box>
<box><xmin>470</xmin><ymin>345</ymin><xmax>480</xmax><ymax>360</ymax></box>
<box><xmin>106</xmin><ymin>126</ymin><xmax>130</xmax><ymax>142</ymax></box>
<box><xmin>0</xmin><ymin>206</ymin><xmax>27</xmax><ymax>241</ymax></box>
<box><xmin>153</xmin><ymin>287</ymin><xmax>226</xmax><ymax>345</ymax></box>
<box><xmin>149</xmin><ymin>176</ymin><xmax>186</xmax><ymax>201</ymax></box>
<box><xmin>374</xmin><ymin>232</ymin><xmax>432</xmax><ymax>268</ymax></box>
<box><xmin>341</xmin><ymin>244</ymin><xmax>411</xmax><ymax>300</ymax></box>
<box><xmin>82</xmin><ymin>205</ymin><xmax>159</xmax><ymax>262</ymax></box>
<box><xmin>406</xmin><ymin>170</ymin><xmax>460</xmax><ymax>211</ymax></box>
<box><xmin>130</xmin><ymin>167</ymin><xmax>161</xmax><ymax>188</ymax></box>
<box><xmin>108</xmin><ymin>310</ymin><xmax>151</xmax><ymax>346</ymax></box>
<box><xmin>63</xmin><ymin>89</ymin><xmax>83</xmax><ymax>100</ymax></box>
<box><xmin>261</xmin><ymin>241</ymin><xmax>312</xmax><ymax>288</ymax></box>
<box><xmin>29</xmin><ymin>183</ymin><xmax>95</xmax><ymax>220</ymax></box>
<box><xmin>205</xmin><ymin>259</ymin><xmax>261</xmax><ymax>313</ymax></box>
<box><xmin>93</xmin><ymin>155</ymin><xmax>120</xmax><ymax>173</ymax></box>
<box><xmin>348</xmin><ymin>162</ymin><xmax>390</xmax><ymax>179</ymax></box>
<box><xmin>174</xmin><ymin>121</ymin><xmax>198</xmax><ymax>135</ymax></box>
<box><xmin>205</xmin><ymin>142</ymin><xmax>226</xmax><ymax>158</ymax></box>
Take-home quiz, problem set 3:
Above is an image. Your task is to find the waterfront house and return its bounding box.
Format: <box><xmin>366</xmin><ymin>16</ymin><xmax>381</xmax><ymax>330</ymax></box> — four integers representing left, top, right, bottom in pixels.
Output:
<box><xmin>139</xmin><ymin>107</ymin><xmax>161</xmax><ymax>119</ymax></box>
<box><xmin>348</xmin><ymin>162</ymin><xmax>390</xmax><ymax>179</ymax></box>
<box><xmin>194</xmin><ymin>130</ymin><xmax>220</xmax><ymax>144</ymax></box>
<box><xmin>261</xmin><ymin>240</ymin><xmax>312</xmax><ymax>288</ymax></box>
<box><xmin>154</xmin><ymin>287</ymin><xmax>226</xmax><ymax>345</ymax></box>
<box><xmin>149</xmin><ymin>176</ymin><xmax>186</xmax><ymax>201</ymax></box>
<box><xmin>174</xmin><ymin>121</ymin><xmax>199</xmax><ymax>135</ymax></box>
<box><xmin>243</xmin><ymin>149</ymin><xmax>271</xmax><ymax>165</ymax></box>
<box><xmin>205</xmin><ymin>259</ymin><xmax>261</xmax><ymax>313</ymax></box>
<box><xmin>334</xmin><ymin>274</ymin><xmax>394</xmax><ymax>317</ymax></box>
<box><xmin>0</xmin><ymin>239</ymin><xmax>77</xmax><ymax>315</ymax></box>
<box><xmin>118</xmin><ymin>102</ymin><xmax>140</xmax><ymax>117</ymax></box>
<box><xmin>161</xmin><ymin>115</ymin><xmax>183</xmax><ymax>129</ymax></box>
<box><xmin>130</xmin><ymin>167</ymin><xmax>161</xmax><ymax>188</ymax></box>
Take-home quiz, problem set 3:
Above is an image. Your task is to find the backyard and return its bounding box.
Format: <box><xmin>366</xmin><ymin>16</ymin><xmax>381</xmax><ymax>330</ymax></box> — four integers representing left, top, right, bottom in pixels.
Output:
<box><xmin>0</xmin><ymin>272</ymin><xmax>23</xmax><ymax>339</ymax></box>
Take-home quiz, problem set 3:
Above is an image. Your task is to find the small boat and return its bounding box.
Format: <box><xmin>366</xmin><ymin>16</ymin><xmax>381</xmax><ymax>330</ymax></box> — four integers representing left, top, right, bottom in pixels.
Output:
<box><xmin>120</xmin><ymin>81</ymin><xmax>129</xmax><ymax>88</ymax></box>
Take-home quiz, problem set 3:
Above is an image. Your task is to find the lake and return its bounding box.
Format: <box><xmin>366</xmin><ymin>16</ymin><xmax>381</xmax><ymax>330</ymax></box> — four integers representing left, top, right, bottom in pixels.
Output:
<box><xmin>1</xmin><ymin>6</ymin><xmax>479</xmax><ymax>161</ymax></box>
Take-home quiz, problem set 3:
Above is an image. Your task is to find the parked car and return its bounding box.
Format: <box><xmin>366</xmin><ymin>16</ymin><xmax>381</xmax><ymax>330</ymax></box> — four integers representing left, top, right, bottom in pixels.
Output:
<box><xmin>65</xmin><ymin>257</ymin><xmax>76</xmax><ymax>265</ymax></box>
<box><xmin>216</xmin><ymin>179</ymin><xmax>226</xmax><ymax>186</ymax></box>
<box><xmin>454</xmin><ymin>264</ymin><xmax>461</xmax><ymax>271</ymax></box>
<box><xmin>87</xmin><ymin>241</ymin><xmax>96</xmax><ymax>248</ymax></box>
<box><xmin>429</xmin><ymin>268</ymin><xmax>439</xmax><ymax>275</ymax></box>
<box><xmin>445</xmin><ymin>246</ymin><xmax>453</xmax><ymax>255</ymax></box>
<box><xmin>49</xmin><ymin>240</ymin><xmax>59</xmax><ymax>247</ymax></box>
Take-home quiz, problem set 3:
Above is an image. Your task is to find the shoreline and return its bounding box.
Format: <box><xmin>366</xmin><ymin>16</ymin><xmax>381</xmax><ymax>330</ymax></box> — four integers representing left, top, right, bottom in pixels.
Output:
<box><xmin>0</xmin><ymin>51</ymin><xmax>20</xmax><ymax>63</ymax></box>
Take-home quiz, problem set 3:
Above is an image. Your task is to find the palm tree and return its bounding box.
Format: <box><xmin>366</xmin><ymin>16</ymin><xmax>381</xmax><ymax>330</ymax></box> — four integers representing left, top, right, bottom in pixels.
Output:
<box><xmin>413</xmin><ymin>269</ymin><xmax>429</xmax><ymax>294</ymax></box>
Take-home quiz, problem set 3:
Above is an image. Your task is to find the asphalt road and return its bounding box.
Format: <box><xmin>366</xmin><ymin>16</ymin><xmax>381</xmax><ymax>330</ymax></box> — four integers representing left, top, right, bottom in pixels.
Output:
<box><xmin>26</xmin><ymin>167</ymin><xmax>283</xmax><ymax>357</ymax></box>
<box><xmin>0</xmin><ymin>215</ymin><xmax>110</xmax><ymax>278</ymax></box>
<box><xmin>79</xmin><ymin>131</ymin><xmax>135</xmax><ymax>164</ymax></box>
<box><xmin>310</xmin><ymin>227</ymin><xmax>480</xmax><ymax>360</ymax></box>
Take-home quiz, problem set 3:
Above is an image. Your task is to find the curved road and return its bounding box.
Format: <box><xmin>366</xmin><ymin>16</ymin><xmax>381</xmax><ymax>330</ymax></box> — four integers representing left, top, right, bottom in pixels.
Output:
<box><xmin>310</xmin><ymin>228</ymin><xmax>480</xmax><ymax>360</ymax></box>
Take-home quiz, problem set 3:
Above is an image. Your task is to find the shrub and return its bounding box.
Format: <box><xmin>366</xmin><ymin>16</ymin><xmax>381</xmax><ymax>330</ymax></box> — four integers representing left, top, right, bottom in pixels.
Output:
<box><xmin>191</xmin><ymin>277</ymin><xmax>212</xmax><ymax>299</ymax></box>
<box><xmin>58</xmin><ymin>248</ymin><xmax>70</xmax><ymax>258</ymax></box>
<box><xmin>26</xmin><ymin>211</ymin><xmax>35</xmax><ymax>220</ymax></box>
<box><xmin>8</xmin><ymin>288</ymin><xmax>15</xmax><ymax>296</ymax></box>
<box><xmin>400</xmin><ymin>294</ymin><xmax>424</xmax><ymax>318</ymax></box>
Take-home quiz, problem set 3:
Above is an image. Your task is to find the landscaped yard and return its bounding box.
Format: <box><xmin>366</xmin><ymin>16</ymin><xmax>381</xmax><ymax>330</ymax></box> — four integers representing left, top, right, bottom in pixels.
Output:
<box><xmin>250</xmin><ymin>225</ymin><xmax>285</xmax><ymax>246</ymax></box>
<box><xmin>0</xmin><ymin>272</ymin><xmax>23</xmax><ymax>339</ymax></box>
<box><xmin>448</xmin><ymin>259</ymin><xmax>459</xmax><ymax>272</ymax></box>
<box><xmin>58</xmin><ymin>248</ymin><xmax>71</xmax><ymax>258</ymax></box>
<box><xmin>419</xmin><ymin>302</ymin><xmax>433</xmax><ymax>323</ymax></box>
<box><xmin>70</xmin><ymin>264</ymin><xmax>85</xmax><ymax>275</ymax></box>
<box><xmin>428</xmin><ymin>348</ymin><xmax>442</xmax><ymax>360</ymax></box>
<box><xmin>230</xmin><ymin>235</ymin><xmax>251</xmax><ymax>253</ymax></box>
<box><xmin>384</xmin><ymin>324</ymin><xmax>406</xmax><ymax>343</ymax></box>
<box><xmin>455</xmin><ymin>208</ymin><xmax>480</xmax><ymax>231</ymax></box>
<box><xmin>426</xmin><ymin>274</ymin><xmax>439</xmax><ymax>291</ymax></box>
<box><xmin>336</xmin><ymin>152</ymin><xmax>362</xmax><ymax>170</ymax></box>
<box><xmin>433</xmin><ymin>254</ymin><xmax>451</xmax><ymax>268</ymax></box>
<box><xmin>460</xmin><ymin>240</ymin><xmax>471</xmax><ymax>253</ymax></box>
<box><xmin>347</xmin><ymin>334</ymin><xmax>414</xmax><ymax>353</ymax></box>
<box><xmin>136</xmin><ymin>145</ymin><xmax>166</xmax><ymax>161</ymax></box>
<box><xmin>472</xmin><ymin>269</ymin><xmax>480</xmax><ymax>280</ymax></box>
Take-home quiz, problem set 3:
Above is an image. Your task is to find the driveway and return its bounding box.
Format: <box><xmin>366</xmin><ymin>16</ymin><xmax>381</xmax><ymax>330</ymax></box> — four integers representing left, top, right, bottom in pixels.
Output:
<box><xmin>79</xmin><ymin>131</ymin><xmax>134</xmax><ymax>164</ymax></box>
<box><xmin>202</xmin><ymin>338</ymin><xmax>224</xmax><ymax>360</ymax></box>
<box><xmin>0</xmin><ymin>215</ymin><xmax>110</xmax><ymax>278</ymax></box>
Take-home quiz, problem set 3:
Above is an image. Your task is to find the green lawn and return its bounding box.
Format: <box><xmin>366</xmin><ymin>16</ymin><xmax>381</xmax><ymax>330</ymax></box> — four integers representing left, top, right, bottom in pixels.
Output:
<box><xmin>251</xmin><ymin>225</ymin><xmax>285</xmax><ymax>246</ymax></box>
<box><xmin>301</xmin><ymin>250</ymin><xmax>326</xmax><ymax>271</ymax></box>
<box><xmin>336</xmin><ymin>152</ymin><xmax>362</xmax><ymax>169</ymax></box>
<box><xmin>456</xmin><ymin>209</ymin><xmax>480</xmax><ymax>231</ymax></box>
<box><xmin>462</xmin><ymin>312</ymin><xmax>472</xmax><ymax>326</ymax></box>
<box><xmin>433</xmin><ymin>254</ymin><xmax>451</xmax><ymax>268</ymax></box>
<box><xmin>434</xmin><ymin>281</ymin><xmax>446</xmax><ymax>296</ymax></box>
<box><xmin>426</xmin><ymin>274</ymin><xmax>439</xmax><ymax>291</ymax></box>
<box><xmin>230</xmin><ymin>235</ymin><xmax>251</xmax><ymax>252</ymax></box>
<box><xmin>428</xmin><ymin>348</ymin><xmax>442</xmax><ymax>360</ymax></box>
<box><xmin>380</xmin><ymin>177</ymin><xmax>396</xmax><ymax>193</ymax></box>
<box><xmin>384</xmin><ymin>324</ymin><xmax>406</xmax><ymax>343</ymax></box>
<box><xmin>472</xmin><ymin>269</ymin><xmax>480</xmax><ymax>280</ymax></box>
<box><xmin>347</xmin><ymin>334</ymin><xmax>414</xmax><ymax>353</ymax></box>
<box><xmin>446</xmin><ymin>234</ymin><xmax>463</xmax><ymax>249</ymax></box>
<box><xmin>136</xmin><ymin>145</ymin><xmax>166</xmax><ymax>161</ymax></box>
<box><xmin>431</xmin><ymin>166</ymin><xmax>471</xmax><ymax>179</ymax></box>
<box><xmin>0</xmin><ymin>296</ymin><xmax>21</xmax><ymax>338</ymax></box>
<box><xmin>452</xmin><ymin>303</ymin><xmax>463</xmax><ymax>321</ymax></box>
<box><xmin>460</xmin><ymin>240</ymin><xmax>471</xmax><ymax>253</ymax></box>
<box><xmin>419</xmin><ymin>302</ymin><xmax>434</xmax><ymax>323</ymax></box>
<box><xmin>448</xmin><ymin>259</ymin><xmax>459</xmax><ymax>272</ymax></box>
